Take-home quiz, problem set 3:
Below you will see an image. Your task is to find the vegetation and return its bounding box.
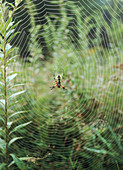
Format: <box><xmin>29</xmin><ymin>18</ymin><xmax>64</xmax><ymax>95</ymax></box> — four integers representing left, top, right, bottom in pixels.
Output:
<box><xmin>0</xmin><ymin>1</ymin><xmax>31</xmax><ymax>169</ymax></box>
<box><xmin>0</xmin><ymin>0</ymin><xmax>123</xmax><ymax>169</ymax></box>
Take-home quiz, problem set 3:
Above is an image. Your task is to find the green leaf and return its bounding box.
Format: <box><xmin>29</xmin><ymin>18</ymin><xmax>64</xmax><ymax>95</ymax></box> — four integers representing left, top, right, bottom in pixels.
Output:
<box><xmin>0</xmin><ymin>115</ymin><xmax>4</xmax><ymax>123</ymax></box>
<box><xmin>0</xmin><ymin>44</ymin><xmax>4</xmax><ymax>51</ymax></box>
<box><xmin>9</xmin><ymin>111</ymin><xmax>28</xmax><ymax>119</ymax></box>
<box><xmin>0</xmin><ymin>99</ymin><xmax>5</xmax><ymax>109</ymax></box>
<box><xmin>0</xmin><ymin>26</ymin><xmax>5</xmax><ymax>36</ymax></box>
<box><xmin>7</xmin><ymin>73</ymin><xmax>17</xmax><ymax>82</ymax></box>
<box><xmin>9</xmin><ymin>157</ymin><xmax>33</xmax><ymax>167</ymax></box>
<box><xmin>109</xmin><ymin>126</ymin><xmax>123</xmax><ymax>151</ymax></box>
<box><xmin>7</xmin><ymin>32</ymin><xmax>20</xmax><ymax>43</ymax></box>
<box><xmin>0</xmin><ymin>163</ymin><xmax>6</xmax><ymax>169</ymax></box>
<box><xmin>8</xmin><ymin>137</ymin><xmax>23</xmax><ymax>146</ymax></box>
<box><xmin>9</xmin><ymin>10</ymin><xmax>12</xmax><ymax>17</ymax></box>
<box><xmin>9</xmin><ymin>83</ymin><xmax>24</xmax><ymax>90</ymax></box>
<box><xmin>0</xmin><ymin>34</ymin><xmax>4</xmax><ymax>42</ymax></box>
<box><xmin>8</xmin><ymin>21</ymin><xmax>14</xmax><ymax>29</ymax></box>
<box><xmin>6</xmin><ymin>48</ymin><xmax>14</xmax><ymax>58</ymax></box>
<box><xmin>15</xmin><ymin>0</ymin><xmax>21</xmax><ymax>6</ymax></box>
<box><xmin>0</xmin><ymin>53</ymin><xmax>4</xmax><ymax>62</ymax></box>
<box><xmin>8</xmin><ymin>21</ymin><xmax>21</xmax><ymax>32</ymax></box>
<box><xmin>0</xmin><ymin>138</ymin><xmax>6</xmax><ymax>151</ymax></box>
<box><xmin>10</xmin><ymin>154</ymin><xmax>24</xmax><ymax>169</ymax></box>
<box><xmin>0</xmin><ymin>128</ymin><xmax>5</xmax><ymax>138</ymax></box>
<box><xmin>94</xmin><ymin>130</ymin><xmax>112</xmax><ymax>150</ymax></box>
<box><xmin>5</xmin><ymin>17</ymin><xmax>12</xmax><ymax>30</ymax></box>
<box><xmin>7</xmin><ymin>71</ymin><xmax>19</xmax><ymax>76</ymax></box>
<box><xmin>7</xmin><ymin>121</ymin><xmax>13</xmax><ymax>129</ymax></box>
<box><xmin>1</xmin><ymin>65</ymin><xmax>8</xmax><ymax>71</ymax></box>
<box><xmin>0</xmin><ymin>81</ymin><xmax>4</xmax><ymax>87</ymax></box>
<box><xmin>7</xmin><ymin>2</ymin><xmax>15</xmax><ymax>8</ymax></box>
<box><xmin>84</xmin><ymin>147</ymin><xmax>118</xmax><ymax>156</ymax></box>
<box><xmin>6</xmin><ymin>56</ymin><xmax>16</xmax><ymax>65</ymax></box>
<box><xmin>6</xmin><ymin>29</ymin><xmax>15</xmax><ymax>39</ymax></box>
<box><xmin>9</xmin><ymin>90</ymin><xmax>26</xmax><ymax>99</ymax></box>
<box><xmin>0</xmin><ymin>69</ymin><xmax>4</xmax><ymax>76</ymax></box>
<box><xmin>5</xmin><ymin>43</ymin><xmax>12</xmax><ymax>51</ymax></box>
<box><xmin>9</xmin><ymin>121</ymin><xmax>32</xmax><ymax>135</ymax></box>
<box><xmin>8</xmin><ymin>99</ymin><xmax>22</xmax><ymax>108</ymax></box>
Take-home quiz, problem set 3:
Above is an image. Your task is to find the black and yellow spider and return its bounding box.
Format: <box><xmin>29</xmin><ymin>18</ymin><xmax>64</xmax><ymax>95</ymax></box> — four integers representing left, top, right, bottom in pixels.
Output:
<box><xmin>50</xmin><ymin>74</ymin><xmax>65</xmax><ymax>90</ymax></box>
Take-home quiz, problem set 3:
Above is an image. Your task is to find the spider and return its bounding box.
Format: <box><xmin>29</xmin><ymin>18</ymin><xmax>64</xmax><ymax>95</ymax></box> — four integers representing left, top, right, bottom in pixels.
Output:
<box><xmin>50</xmin><ymin>74</ymin><xmax>65</xmax><ymax>90</ymax></box>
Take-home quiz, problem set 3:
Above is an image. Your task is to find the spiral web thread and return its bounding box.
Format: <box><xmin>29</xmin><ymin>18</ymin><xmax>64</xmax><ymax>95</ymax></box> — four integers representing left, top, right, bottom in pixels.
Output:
<box><xmin>7</xmin><ymin>0</ymin><xmax>123</xmax><ymax>168</ymax></box>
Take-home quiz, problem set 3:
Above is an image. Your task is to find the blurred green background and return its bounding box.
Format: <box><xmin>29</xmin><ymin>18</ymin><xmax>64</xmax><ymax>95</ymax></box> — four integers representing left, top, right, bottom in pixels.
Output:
<box><xmin>0</xmin><ymin>0</ymin><xmax>123</xmax><ymax>169</ymax></box>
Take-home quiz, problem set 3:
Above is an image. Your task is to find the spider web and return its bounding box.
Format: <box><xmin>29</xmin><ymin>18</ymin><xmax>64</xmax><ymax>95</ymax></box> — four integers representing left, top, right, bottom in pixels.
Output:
<box><xmin>9</xmin><ymin>0</ymin><xmax>123</xmax><ymax>169</ymax></box>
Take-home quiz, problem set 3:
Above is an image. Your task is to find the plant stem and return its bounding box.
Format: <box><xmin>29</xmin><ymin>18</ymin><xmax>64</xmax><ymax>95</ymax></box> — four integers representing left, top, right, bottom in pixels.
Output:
<box><xmin>3</xmin><ymin>18</ymin><xmax>9</xmax><ymax>170</ymax></box>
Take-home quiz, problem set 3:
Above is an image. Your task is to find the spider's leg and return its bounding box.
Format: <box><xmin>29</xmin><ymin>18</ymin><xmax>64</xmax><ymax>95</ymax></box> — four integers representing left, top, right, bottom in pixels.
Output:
<box><xmin>61</xmin><ymin>84</ymin><xmax>65</xmax><ymax>90</ymax></box>
<box><xmin>50</xmin><ymin>86</ymin><xmax>55</xmax><ymax>90</ymax></box>
<box><xmin>50</xmin><ymin>84</ymin><xmax>57</xmax><ymax>90</ymax></box>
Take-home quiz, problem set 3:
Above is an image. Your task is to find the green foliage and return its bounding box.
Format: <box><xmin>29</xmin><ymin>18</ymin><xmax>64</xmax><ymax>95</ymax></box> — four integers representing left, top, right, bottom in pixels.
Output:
<box><xmin>0</xmin><ymin>0</ymin><xmax>122</xmax><ymax>169</ymax></box>
<box><xmin>41</xmin><ymin>3</ymin><xmax>71</xmax><ymax>57</ymax></box>
<box><xmin>26</xmin><ymin>0</ymin><xmax>44</xmax><ymax>63</ymax></box>
<box><xmin>19</xmin><ymin>42</ymin><xmax>122</xmax><ymax>168</ymax></box>
<box><xmin>0</xmin><ymin>1</ymin><xmax>31</xmax><ymax>169</ymax></box>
